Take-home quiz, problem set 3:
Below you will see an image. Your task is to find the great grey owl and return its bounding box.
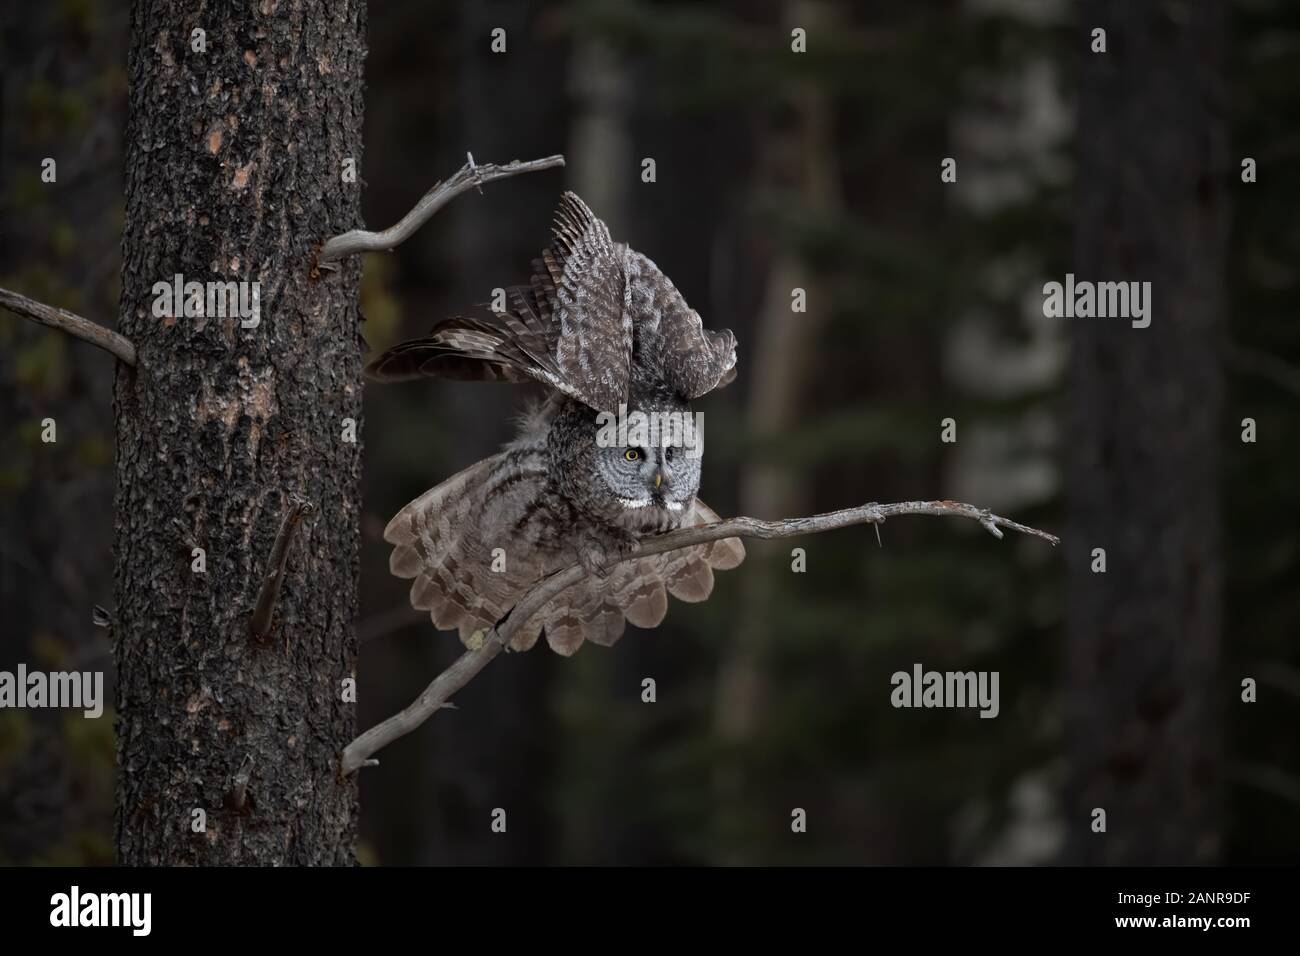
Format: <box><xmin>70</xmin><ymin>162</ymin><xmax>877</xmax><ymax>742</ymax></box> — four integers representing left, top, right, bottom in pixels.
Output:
<box><xmin>368</xmin><ymin>192</ymin><xmax>743</xmax><ymax>656</ymax></box>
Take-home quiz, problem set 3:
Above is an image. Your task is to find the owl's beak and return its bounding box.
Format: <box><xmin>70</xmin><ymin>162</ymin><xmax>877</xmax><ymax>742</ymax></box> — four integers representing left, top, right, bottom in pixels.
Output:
<box><xmin>654</xmin><ymin>471</ymin><xmax>663</xmax><ymax>489</ymax></box>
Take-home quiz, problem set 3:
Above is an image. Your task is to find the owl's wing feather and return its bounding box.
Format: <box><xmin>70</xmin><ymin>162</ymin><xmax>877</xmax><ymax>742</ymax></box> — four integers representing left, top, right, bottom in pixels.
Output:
<box><xmin>365</xmin><ymin>319</ymin><xmax>538</xmax><ymax>385</ymax></box>
<box><xmin>543</xmin><ymin>192</ymin><xmax>633</xmax><ymax>411</ymax></box>
<box><xmin>365</xmin><ymin>315</ymin><xmax>579</xmax><ymax>397</ymax></box>
<box><xmin>384</xmin><ymin>451</ymin><xmax>551</xmax><ymax>650</ymax></box>
<box><xmin>366</xmin><ymin>192</ymin><xmax>634</xmax><ymax>412</ymax></box>
<box><xmin>624</xmin><ymin>250</ymin><xmax>737</xmax><ymax>400</ymax></box>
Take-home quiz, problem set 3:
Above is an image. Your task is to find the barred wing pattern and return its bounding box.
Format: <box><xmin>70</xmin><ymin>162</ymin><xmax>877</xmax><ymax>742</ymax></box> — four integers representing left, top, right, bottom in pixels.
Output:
<box><xmin>367</xmin><ymin>192</ymin><xmax>633</xmax><ymax>411</ymax></box>
<box><xmin>624</xmin><ymin>249</ymin><xmax>737</xmax><ymax>399</ymax></box>
<box><xmin>366</xmin><ymin>191</ymin><xmax>736</xmax><ymax>407</ymax></box>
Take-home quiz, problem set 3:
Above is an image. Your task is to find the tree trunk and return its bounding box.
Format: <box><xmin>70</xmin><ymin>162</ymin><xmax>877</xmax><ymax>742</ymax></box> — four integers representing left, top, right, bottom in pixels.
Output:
<box><xmin>113</xmin><ymin>0</ymin><xmax>367</xmax><ymax>865</ymax></box>
<box><xmin>1066</xmin><ymin>0</ymin><xmax>1227</xmax><ymax>865</ymax></box>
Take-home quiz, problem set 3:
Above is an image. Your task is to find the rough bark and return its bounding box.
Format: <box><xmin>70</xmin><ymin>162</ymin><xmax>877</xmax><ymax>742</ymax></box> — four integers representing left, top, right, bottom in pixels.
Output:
<box><xmin>113</xmin><ymin>0</ymin><xmax>367</xmax><ymax>865</ymax></box>
<box><xmin>1066</xmin><ymin>0</ymin><xmax>1227</xmax><ymax>864</ymax></box>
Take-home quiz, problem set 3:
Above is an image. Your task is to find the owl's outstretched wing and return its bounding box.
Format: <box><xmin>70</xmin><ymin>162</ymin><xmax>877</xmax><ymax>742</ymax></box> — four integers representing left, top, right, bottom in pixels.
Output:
<box><xmin>625</xmin><ymin>250</ymin><xmax>737</xmax><ymax>400</ymax></box>
<box><xmin>367</xmin><ymin>192</ymin><xmax>633</xmax><ymax>412</ymax></box>
<box><xmin>383</xmin><ymin>454</ymin><xmax>744</xmax><ymax>655</ymax></box>
<box><xmin>363</xmin><ymin>316</ymin><xmax>546</xmax><ymax>386</ymax></box>
<box><xmin>383</xmin><ymin>451</ymin><xmax>552</xmax><ymax>651</ymax></box>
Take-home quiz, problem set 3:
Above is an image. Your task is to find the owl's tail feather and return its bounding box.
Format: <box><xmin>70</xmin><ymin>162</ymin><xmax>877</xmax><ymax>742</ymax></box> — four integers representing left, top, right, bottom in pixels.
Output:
<box><xmin>385</xmin><ymin>458</ymin><xmax>745</xmax><ymax>656</ymax></box>
<box><xmin>534</xmin><ymin>501</ymin><xmax>745</xmax><ymax>656</ymax></box>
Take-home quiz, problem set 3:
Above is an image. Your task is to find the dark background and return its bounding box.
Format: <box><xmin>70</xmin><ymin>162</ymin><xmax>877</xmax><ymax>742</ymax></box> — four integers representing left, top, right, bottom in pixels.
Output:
<box><xmin>1</xmin><ymin>0</ymin><xmax>1297</xmax><ymax>865</ymax></box>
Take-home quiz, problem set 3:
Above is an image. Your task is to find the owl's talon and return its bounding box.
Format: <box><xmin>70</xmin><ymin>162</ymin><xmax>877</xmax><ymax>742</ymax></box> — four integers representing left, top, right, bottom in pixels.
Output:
<box><xmin>579</xmin><ymin>535</ymin><xmax>641</xmax><ymax>579</ymax></box>
<box><xmin>579</xmin><ymin>548</ymin><xmax>611</xmax><ymax>579</ymax></box>
<box><xmin>610</xmin><ymin>536</ymin><xmax>641</xmax><ymax>568</ymax></box>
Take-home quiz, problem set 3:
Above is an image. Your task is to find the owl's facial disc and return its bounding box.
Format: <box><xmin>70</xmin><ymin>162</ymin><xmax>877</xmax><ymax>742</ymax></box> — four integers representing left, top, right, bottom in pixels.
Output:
<box><xmin>609</xmin><ymin>445</ymin><xmax>658</xmax><ymax>509</ymax></box>
<box><xmin>587</xmin><ymin>399</ymin><xmax>703</xmax><ymax>523</ymax></box>
<box><xmin>599</xmin><ymin>435</ymin><xmax>701</xmax><ymax>515</ymax></box>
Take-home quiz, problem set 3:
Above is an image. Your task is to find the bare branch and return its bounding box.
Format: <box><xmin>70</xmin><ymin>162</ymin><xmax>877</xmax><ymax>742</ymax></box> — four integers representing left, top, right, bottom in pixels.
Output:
<box><xmin>341</xmin><ymin>499</ymin><xmax>1057</xmax><ymax>773</ymax></box>
<box><xmin>0</xmin><ymin>286</ymin><xmax>137</xmax><ymax>367</ymax></box>
<box><xmin>318</xmin><ymin>152</ymin><xmax>566</xmax><ymax>263</ymax></box>
<box><xmin>249</xmin><ymin>494</ymin><xmax>315</xmax><ymax>641</ymax></box>
<box><xmin>341</xmin><ymin>641</ymin><xmax>501</xmax><ymax>772</ymax></box>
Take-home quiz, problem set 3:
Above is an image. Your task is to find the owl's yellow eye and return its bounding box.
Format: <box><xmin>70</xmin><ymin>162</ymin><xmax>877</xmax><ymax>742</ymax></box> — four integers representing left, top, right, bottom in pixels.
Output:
<box><xmin>624</xmin><ymin>448</ymin><xmax>640</xmax><ymax>462</ymax></box>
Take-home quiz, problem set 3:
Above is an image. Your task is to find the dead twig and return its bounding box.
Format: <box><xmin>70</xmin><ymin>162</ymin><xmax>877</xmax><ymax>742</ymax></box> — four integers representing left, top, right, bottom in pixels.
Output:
<box><xmin>0</xmin><ymin>286</ymin><xmax>137</xmax><ymax>366</ymax></box>
<box><xmin>318</xmin><ymin>152</ymin><xmax>566</xmax><ymax>263</ymax></box>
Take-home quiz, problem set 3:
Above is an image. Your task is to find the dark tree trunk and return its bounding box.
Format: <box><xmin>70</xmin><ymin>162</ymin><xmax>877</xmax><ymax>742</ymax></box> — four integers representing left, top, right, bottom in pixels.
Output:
<box><xmin>113</xmin><ymin>0</ymin><xmax>367</xmax><ymax>865</ymax></box>
<box><xmin>1066</xmin><ymin>0</ymin><xmax>1227</xmax><ymax>864</ymax></box>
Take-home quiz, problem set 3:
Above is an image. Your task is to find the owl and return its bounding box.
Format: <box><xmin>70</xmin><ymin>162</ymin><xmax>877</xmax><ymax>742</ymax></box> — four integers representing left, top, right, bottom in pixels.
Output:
<box><xmin>368</xmin><ymin>192</ymin><xmax>744</xmax><ymax>655</ymax></box>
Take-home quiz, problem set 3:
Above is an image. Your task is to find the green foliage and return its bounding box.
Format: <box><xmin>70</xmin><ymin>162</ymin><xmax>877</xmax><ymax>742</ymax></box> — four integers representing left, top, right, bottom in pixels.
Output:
<box><xmin>13</xmin><ymin>334</ymin><xmax>69</xmax><ymax>393</ymax></box>
<box><xmin>361</xmin><ymin>254</ymin><xmax>403</xmax><ymax>352</ymax></box>
<box><xmin>58</xmin><ymin>0</ymin><xmax>103</xmax><ymax>36</ymax></box>
<box><xmin>21</xmin><ymin>80</ymin><xmax>89</xmax><ymax>143</ymax></box>
<box><xmin>0</xmin><ymin>712</ymin><xmax>35</xmax><ymax>773</ymax></box>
